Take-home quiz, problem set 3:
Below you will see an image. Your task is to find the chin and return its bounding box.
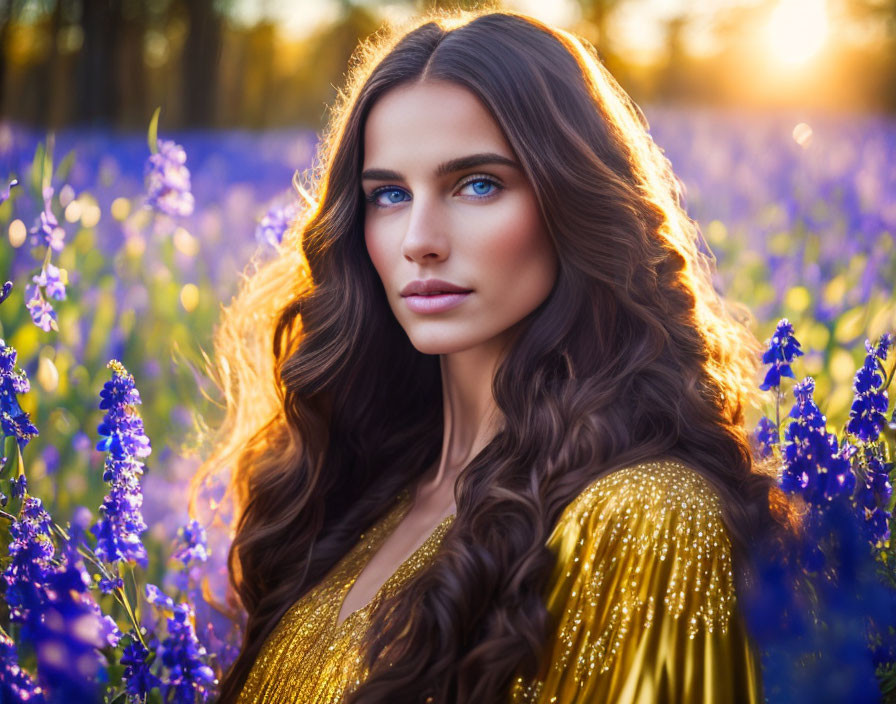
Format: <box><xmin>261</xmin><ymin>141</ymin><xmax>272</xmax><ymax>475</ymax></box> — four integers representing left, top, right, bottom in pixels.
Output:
<box><xmin>407</xmin><ymin>337</ymin><xmax>472</xmax><ymax>356</ymax></box>
<box><xmin>404</xmin><ymin>327</ymin><xmax>486</xmax><ymax>356</ymax></box>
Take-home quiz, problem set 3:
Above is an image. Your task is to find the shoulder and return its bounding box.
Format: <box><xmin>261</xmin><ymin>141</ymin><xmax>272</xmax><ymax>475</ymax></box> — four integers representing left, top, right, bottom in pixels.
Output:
<box><xmin>544</xmin><ymin>456</ymin><xmax>737</xmax><ymax>636</ymax></box>
<box><xmin>547</xmin><ymin>457</ymin><xmax>730</xmax><ymax>567</ymax></box>
<box><xmin>514</xmin><ymin>459</ymin><xmax>763</xmax><ymax>701</ymax></box>
<box><xmin>553</xmin><ymin>457</ymin><xmax>725</xmax><ymax>538</ymax></box>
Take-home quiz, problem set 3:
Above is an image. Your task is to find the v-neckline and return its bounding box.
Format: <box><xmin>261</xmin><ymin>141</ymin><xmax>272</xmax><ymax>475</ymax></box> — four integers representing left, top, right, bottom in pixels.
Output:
<box><xmin>334</xmin><ymin>492</ymin><xmax>455</xmax><ymax>631</ymax></box>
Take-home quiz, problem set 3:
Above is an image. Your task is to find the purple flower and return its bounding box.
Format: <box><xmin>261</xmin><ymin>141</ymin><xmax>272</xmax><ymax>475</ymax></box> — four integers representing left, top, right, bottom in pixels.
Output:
<box><xmin>846</xmin><ymin>334</ymin><xmax>892</xmax><ymax>443</ymax></box>
<box><xmin>0</xmin><ymin>281</ymin><xmax>12</xmax><ymax>305</ymax></box>
<box><xmin>158</xmin><ymin>603</ymin><xmax>216</xmax><ymax>703</ymax></box>
<box><xmin>10</xmin><ymin>475</ymin><xmax>27</xmax><ymax>499</ymax></box>
<box><xmin>142</xmin><ymin>582</ymin><xmax>216</xmax><ymax>702</ymax></box>
<box><xmin>91</xmin><ymin>360</ymin><xmax>152</xmax><ymax>567</ymax></box>
<box><xmin>31</xmin><ymin>263</ymin><xmax>67</xmax><ymax>302</ymax></box>
<box><xmin>0</xmin><ymin>341</ymin><xmax>39</xmax><ymax>451</ymax></box>
<box><xmin>29</xmin><ymin>188</ymin><xmax>65</xmax><ymax>253</ymax></box>
<box><xmin>40</xmin><ymin>445</ymin><xmax>60</xmax><ymax>476</ymax></box>
<box><xmin>28</xmin><ymin>542</ymin><xmax>105</xmax><ymax>702</ymax></box>
<box><xmin>145</xmin><ymin>583</ymin><xmax>175</xmax><ymax>611</ymax></box>
<box><xmin>145</xmin><ymin>138</ymin><xmax>195</xmax><ymax>217</ymax></box>
<box><xmin>255</xmin><ymin>201</ymin><xmax>298</xmax><ymax>248</ymax></box>
<box><xmin>121</xmin><ymin>639</ymin><xmax>161</xmax><ymax>699</ymax></box>
<box><xmin>24</xmin><ymin>284</ymin><xmax>58</xmax><ymax>333</ymax></box>
<box><xmin>71</xmin><ymin>431</ymin><xmax>91</xmax><ymax>454</ymax></box>
<box><xmin>172</xmin><ymin>520</ymin><xmax>209</xmax><ymax>566</ymax></box>
<box><xmin>98</xmin><ymin>576</ymin><xmax>124</xmax><ymax>594</ymax></box>
<box><xmin>753</xmin><ymin>416</ymin><xmax>778</xmax><ymax>459</ymax></box>
<box><xmin>760</xmin><ymin>318</ymin><xmax>804</xmax><ymax>390</ymax></box>
<box><xmin>853</xmin><ymin>445</ymin><xmax>893</xmax><ymax>547</ymax></box>
<box><xmin>0</xmin><ymin>178</ymin><xmax>18</xmax><ymax>206</ymax></box>
<box><xmin>0</xmin><ymin>633</ymin><xmax>45</xmax><ymax>703</ymax></box>
<box><xmin>1</xmin><ymin>499</ymin><xmax>105</xmax><ymax>698</ymax></box>
<box><xmin>781</xmin><ymin>377</ymin><xmax>856</xmax><ymax>505</ymax></box>
<box><xmin>3</xmin><ymin>497</ymin><xmax>55</xmax><ymax>623</ymax></box>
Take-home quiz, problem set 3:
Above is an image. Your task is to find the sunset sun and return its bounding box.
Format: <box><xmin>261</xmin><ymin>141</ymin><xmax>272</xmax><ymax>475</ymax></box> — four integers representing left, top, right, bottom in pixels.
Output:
<box><xmin>764</xmin><ymin>0</ymin><xmax>830</xmax><ymax>67</ymax></box>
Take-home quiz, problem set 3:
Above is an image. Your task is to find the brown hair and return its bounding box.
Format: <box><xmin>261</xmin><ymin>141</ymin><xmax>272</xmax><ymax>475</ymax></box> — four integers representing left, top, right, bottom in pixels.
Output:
<box><xmin>199</xmin><ymin>9</ymin><xmax>790</xmax><ymax>702</ymax></box>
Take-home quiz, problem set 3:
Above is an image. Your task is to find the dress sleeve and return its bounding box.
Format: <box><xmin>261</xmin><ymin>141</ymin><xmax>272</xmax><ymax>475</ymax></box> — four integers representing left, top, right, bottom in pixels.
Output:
<box><xmin>509</xmin><ymin>460</ymin><xmax>764</xmax><ymax>704</ymax></box>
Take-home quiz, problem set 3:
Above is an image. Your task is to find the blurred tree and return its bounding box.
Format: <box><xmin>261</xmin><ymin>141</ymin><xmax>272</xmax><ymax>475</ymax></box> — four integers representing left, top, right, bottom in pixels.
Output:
<box><xmin>411</xmin><ymin>0</ymin><xmax>492</xmax><ymax>9</ymax></box>
<box><xmin>75</xmin><ymin>0</ymin><xmax>124</xmax><ymax>125</ymax></box>
<box><xmin>235</xmin><ymin>19</ymin><xmax>276</xmax><ymax>127</ymax></box>
<box><xmin>839</xmin><ymin>0</ymin><xmax>896</xmax><ymax>111</ymax></box>
<box><xmin>116</xmin><ymin>0</ymin><xmax>149</xmax><ymax>128</ymax></box>
<box><xmin>0</xmin><ymin>0</ymin><xmax>894</xmax><ymax>129</ymax></box>
<box><xmin>293</xmin><ymin>2</ymin><xmax>381</xmax><ymax>128</ymax></box>
<box><xmin>179</xmin><ymin>0</ymin><xmax>229</xmax><ymax>127</ymax></box>
<box><xmin>0</xmin><ymin>0</ymin><xmax>21</xmax><ymax>111</ymax></box>
<box><xmin>575</xmin><ymin>0</ymin><xmax>615</xmax><ymax>48</ymax></box>
<box><xmin>571</xmin><ymin>0</ymin><xmax>631</xmax><ymax>91</ymax></box>
<box><xmin>655</xmin><ymin>14</ymin><xmax>700</xmax><ymax>104</ymax></box>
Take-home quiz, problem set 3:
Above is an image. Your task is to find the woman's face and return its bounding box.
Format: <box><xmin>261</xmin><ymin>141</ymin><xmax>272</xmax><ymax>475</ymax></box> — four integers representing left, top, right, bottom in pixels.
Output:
<box><xmin>362</xmin><ymin>80</ymin><xmax>559</xmax><ymax>357</ymax></box>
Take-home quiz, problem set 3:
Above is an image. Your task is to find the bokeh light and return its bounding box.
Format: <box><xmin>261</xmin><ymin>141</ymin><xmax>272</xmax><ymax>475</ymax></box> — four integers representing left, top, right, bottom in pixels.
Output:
<box><xmin>764</xmin><ymin>0</ymin><xmax>830</xmax><ymax>67</ymax></box>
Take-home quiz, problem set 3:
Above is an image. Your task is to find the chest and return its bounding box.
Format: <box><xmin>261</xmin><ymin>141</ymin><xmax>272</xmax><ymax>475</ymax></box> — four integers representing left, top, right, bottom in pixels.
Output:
<box><xmin>336</xmin><ymin>498</ymin><xmax>456</xmax><ymax>628</ymax></box>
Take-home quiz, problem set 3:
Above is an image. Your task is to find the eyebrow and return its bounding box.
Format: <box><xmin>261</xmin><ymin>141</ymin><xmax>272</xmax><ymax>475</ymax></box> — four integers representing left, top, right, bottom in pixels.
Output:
<box><xmin>361</xmin><ymin>152</ymin><xmax>521</xmax><ymax>182</ymax></box>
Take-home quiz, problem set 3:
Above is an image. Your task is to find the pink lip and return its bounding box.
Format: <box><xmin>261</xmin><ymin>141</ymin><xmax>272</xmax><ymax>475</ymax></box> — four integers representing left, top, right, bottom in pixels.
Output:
<box><xmin>400</xmin><ymin>278</ymin><xmax>472</xmax><ymax>296</ymax></box>
<box><xmin>402</xmin><ymin>291</ymin><xmax>471</xmax><ymax>314</ymax></box>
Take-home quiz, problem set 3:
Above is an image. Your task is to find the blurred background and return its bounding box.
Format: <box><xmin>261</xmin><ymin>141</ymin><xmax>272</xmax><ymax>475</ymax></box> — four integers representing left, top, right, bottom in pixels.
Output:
<box><xmin>2</xmin><ymin>0</ymin><xmax>896</xmax><ymax>129</ymax></box>
<box><xmin>0</xmin><ymin>0</ymin><xmax>893</xmax><ymax>648</ymax></box>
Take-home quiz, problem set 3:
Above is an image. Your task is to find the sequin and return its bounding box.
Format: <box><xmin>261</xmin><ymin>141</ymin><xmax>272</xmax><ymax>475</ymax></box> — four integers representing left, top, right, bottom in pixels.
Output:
<box><xmin>237</xmin><ymin>459</ymin><xmax>763</xmax><ymax>703</ymax></box>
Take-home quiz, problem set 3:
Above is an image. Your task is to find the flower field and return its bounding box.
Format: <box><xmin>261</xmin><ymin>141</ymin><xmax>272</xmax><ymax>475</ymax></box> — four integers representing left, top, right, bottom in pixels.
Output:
<box><xmin>0</xmin><ymin>107</ymin><xmax>893</xmax><ymax>702</ymax></box>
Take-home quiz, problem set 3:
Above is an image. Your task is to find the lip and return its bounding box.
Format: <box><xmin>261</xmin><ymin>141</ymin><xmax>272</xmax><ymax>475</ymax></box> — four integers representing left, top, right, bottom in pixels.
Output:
<box><xmin>399</xmin><ymin>279</ymin><xmax>473</xmax><ymax>314</ymax></box>
<box><xmin>400</xmin><ymin>279</ymin><xmax>473</xmax><ymax>297</ymax></box>
<box><xmin>402</xmin><ymin>291</ymin><xmax>471</xmax><ymax>314</ymax></box>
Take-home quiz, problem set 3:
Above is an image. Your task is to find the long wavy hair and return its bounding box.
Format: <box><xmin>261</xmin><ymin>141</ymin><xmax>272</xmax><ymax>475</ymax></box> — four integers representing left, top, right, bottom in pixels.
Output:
<box><xmin>201</xmin><ymin>9</ymin><xmax>791</xmax><ymax>703</ymax></box>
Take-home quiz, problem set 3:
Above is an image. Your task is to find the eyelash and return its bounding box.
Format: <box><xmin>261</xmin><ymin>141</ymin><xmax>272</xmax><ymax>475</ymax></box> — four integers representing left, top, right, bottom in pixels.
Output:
<box><xmin>364</xmin><ymin>174</ymin><xmax>504</xmax><ymax>208</ymax></box>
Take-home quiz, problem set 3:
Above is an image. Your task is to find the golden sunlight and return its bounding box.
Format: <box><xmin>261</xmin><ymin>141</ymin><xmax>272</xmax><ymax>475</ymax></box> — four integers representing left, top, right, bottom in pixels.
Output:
<box><xmin>764</xmin><ymin>0</ymin><xmax>830</xmax><ymax>67</ymax></box>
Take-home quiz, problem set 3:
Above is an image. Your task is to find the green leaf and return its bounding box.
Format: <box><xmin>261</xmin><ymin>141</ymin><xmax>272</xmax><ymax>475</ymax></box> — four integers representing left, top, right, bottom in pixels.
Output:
<box><xmin>29</xmin><ymin>142</ymin><xmax>45</xmax><ymax>198</ymax></box>
<box><xmin>147</xmin><ymin>107</ymin><xmax>161</xmax><ymax>155</ymax></box>
<box><xmin>106</xmin><ymin>690</ymin><xmax>129</xmax><ymax>704</ymax></box>
<box><xmin>54</xmin><ymin>149</ymin><xmax>76</xmax><ymax>184</ymax></box>
<box><xmin>0</xmin><ymin>436</ymin><xmax>17</xmax><ymax>479</ymax></box>
<box><xmin>41</xmin><ymin>133</ymin><xmax>55</xmax><ymax>193</ymax></box>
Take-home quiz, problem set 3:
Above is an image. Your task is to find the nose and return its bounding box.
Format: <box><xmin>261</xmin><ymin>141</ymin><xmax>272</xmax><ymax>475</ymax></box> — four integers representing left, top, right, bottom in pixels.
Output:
<box><xmin>400</xmin><ymin>192</ymin><xmax>449</xmax><ymax>263</ymax></box>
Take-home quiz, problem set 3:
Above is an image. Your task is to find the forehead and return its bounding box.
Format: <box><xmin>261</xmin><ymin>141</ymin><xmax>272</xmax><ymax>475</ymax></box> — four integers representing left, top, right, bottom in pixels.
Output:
<box><xmin>362</xmin><ymin>80</ymin><xmax>514</xmax><ymax>168</ymax></box>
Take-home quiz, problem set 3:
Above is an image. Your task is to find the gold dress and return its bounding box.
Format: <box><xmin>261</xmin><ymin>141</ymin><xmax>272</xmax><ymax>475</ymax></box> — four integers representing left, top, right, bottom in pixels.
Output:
<box><xmin>238</xmin><ymin>459</ymin><xmax>763</xmax><ymax>703</ymax></box>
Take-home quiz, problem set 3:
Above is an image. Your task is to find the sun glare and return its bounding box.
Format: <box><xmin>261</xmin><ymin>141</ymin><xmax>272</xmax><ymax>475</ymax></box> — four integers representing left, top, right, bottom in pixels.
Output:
<box><xmin>764</xmin><ymin>0</ymin><xmax>830</xmax><ymax>67</ymax></box>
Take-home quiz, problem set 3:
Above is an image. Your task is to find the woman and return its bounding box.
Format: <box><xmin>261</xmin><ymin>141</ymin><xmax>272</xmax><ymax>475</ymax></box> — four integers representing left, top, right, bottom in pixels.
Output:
<box><xmin>200</xmin><ymin>9</ymin><xmax>790</xmax><ymax>703</ymax></box>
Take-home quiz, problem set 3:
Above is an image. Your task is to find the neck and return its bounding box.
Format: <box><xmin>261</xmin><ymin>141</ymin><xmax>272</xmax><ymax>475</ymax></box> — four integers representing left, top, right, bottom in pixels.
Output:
<box><xmin>414</xmin><ymin>336</ymin><xmax>509</xmax><ymax>503</ymax></box>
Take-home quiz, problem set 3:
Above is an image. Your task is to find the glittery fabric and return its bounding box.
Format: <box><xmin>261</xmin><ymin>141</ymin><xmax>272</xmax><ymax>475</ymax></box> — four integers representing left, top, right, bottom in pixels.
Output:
<box><xmin>237</xmin><ymin>459</ymin><xmax>763</xmax><ymax>703</ymax></box>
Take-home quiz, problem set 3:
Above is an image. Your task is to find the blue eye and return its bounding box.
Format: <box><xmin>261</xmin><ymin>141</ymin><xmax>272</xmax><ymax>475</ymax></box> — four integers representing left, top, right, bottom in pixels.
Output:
<box><xmin>365</xmin><ymin>176</ymin><xmax>502</xmax><ymax>209</ymax></box>
<box><xmin>367</xmin><ymin>188</ymin><xmax>409</xmax><ymax>207</ymax></box>
<box><xmin>460</xmin><ymin>175</ymin><xmax>504</xmax><ymax>199</ymax></box>
<box><xmin>462</xmin><ymin>178</ymin><xmax>497</xmax><ymax>196</ymax></box>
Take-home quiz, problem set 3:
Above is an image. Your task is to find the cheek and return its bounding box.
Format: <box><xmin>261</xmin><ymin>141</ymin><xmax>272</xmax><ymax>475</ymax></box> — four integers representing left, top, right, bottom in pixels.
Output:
<box><xmin>364</xmin><ymin>225</ymin><xmax>391</xmax><ymax>284</ymax></box>
<box><xmin>475</xmin><ymin>200</ymin><xmax>556</xmax><ymax>290</ymax></box>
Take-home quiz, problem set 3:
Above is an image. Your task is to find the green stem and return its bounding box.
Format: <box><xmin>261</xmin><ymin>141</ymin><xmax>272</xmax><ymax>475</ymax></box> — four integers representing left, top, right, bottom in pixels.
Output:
<box><xmin>127</xmin><ymin>563</ymin><xmax>142</xmax><ymax>625</ymax></box>
<box><xmin>115</xmin><ymin>581</ymin><xmax>148</xmax><ymax>650</ymax></box>
<box><xmin>16</xmin><ymin>444</ymin><xmax>24</xmax><ymax>483</ymax></box>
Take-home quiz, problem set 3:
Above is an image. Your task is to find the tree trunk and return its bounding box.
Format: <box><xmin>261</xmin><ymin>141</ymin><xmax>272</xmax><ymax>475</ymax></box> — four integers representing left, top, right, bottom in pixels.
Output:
<box><xmin>181</xmin><ymin>0</ymin><xmax>222</xmax><ymax>127</ymax></box>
